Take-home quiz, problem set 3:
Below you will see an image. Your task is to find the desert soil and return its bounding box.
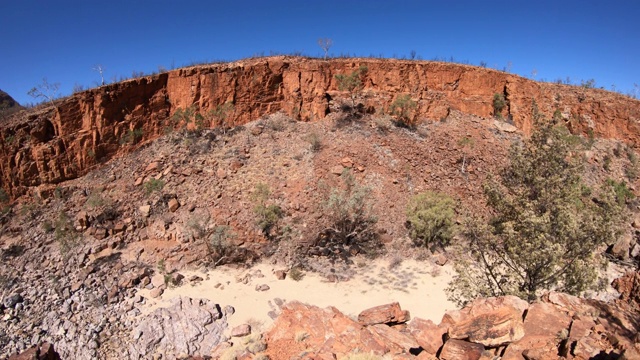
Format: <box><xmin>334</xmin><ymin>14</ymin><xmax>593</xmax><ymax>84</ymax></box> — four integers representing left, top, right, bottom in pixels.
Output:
<box><xmin>137</xmin><ymin>258</ymin><xmax>456</xmax><ymax>332</ymax></box>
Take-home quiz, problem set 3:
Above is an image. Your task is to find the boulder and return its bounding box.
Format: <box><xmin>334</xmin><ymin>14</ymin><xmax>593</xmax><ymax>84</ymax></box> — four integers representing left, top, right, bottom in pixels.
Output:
<box><xmin>8</xmin><ymin>342</ymin><xmax>60</xmax><ymax>360</ymax></box>
<box><xmin>443</xmin><ymin>296</ymin><xmax>528</xmax><ymax>347</ymax></box>
<box><xmin>130</xmin><ymin>297</ymin><xmax>225</xmax><ymax>358</ymax></box>
<box><xmin>168</xmin><ymin>198</ymin><xmax>180</xmax><ymax>212</ymax></box>
<box><xmin>231</xmin><ymin>324</ymin><xmax>251</xmax><ymax>337</ymax></box>
<box><xmin>357</xmin><ymin>302</ymin><xmax>410</xmax><ymax>326</ymax></box>
<box><xmin>265</xmin><ymin>301</ymin><xmax>388</xmax><ymax>359</ymax></box>
<box><xmin>408</xmin><ymin>318</ymin><xmax>446</xmax><ymax>355</ymax></box>
<box><xmin>439</xmin><ymin>339</ymin><xmax>485</xmax><ymax>360</ymax></box>
<box><xmin>608</xmin><ymin>234</ymin><xmax>632</xmax><ymax>260</ymax></box>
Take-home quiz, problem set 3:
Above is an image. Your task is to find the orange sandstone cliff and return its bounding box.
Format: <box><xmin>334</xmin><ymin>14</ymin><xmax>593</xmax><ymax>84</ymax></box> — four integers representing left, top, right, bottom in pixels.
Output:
<box><xmin>1</xmin><ymin>56</ymin><xmax>639</xmax><ymax>198</ymax></box>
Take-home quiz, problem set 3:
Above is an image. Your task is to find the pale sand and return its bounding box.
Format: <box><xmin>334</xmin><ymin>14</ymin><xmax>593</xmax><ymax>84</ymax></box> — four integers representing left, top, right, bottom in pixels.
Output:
<box><xmin>136</xmin><ymin>258</ymin><xmax>457</xmax><ymax>332</ymax></box>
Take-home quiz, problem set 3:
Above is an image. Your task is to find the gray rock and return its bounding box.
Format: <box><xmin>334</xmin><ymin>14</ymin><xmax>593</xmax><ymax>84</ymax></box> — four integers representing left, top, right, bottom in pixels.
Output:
<box><xmin>129</xmin><ymin>297</ymin><xmax>227</xmax><ymax>358</ymax></box>
<box><xmin>4</xmin><ymin>294</ymin><xmax>24</xmax><ymax>309</ymax></box>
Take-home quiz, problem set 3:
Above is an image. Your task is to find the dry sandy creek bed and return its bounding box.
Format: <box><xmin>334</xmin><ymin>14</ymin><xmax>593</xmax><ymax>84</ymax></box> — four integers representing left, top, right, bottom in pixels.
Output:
<box><xmin>136</xmin><ymin>258</ymin><xmax>456</xmax><ymax>333</ymax></box>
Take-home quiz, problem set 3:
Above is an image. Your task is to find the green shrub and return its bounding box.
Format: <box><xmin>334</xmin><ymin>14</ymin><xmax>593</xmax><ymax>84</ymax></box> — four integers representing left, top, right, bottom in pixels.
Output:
<box><xmin>143</xmin><ymin>178</ymin><xmax>165</xmax><ymax>196</ymax></box>
<box><xmin>288</xmin><ymin>267</ymin><xmax>305</xmax><ymax>281</ymax></box>
<box><xmin>606</xmin><ymin>179</ymin><xmax>635</xmax><ymax>206</ymax></box>
<box><xmin>320</xmin><ymin>169</ymin><xmax>378</xmax><ymax>253</ymax></box>
<box><xmin>251</xmin><ymin>183</ymin><xmax>283</xmax><ymax>238</ymax></box>
<box><xmin>54</xmin><ymin>212</ymin><xmax>80</xmax><ymax>256</ymax></box>
<box><xmin>335</xmin><ymin>66</ymin><xmax>368</xmax><ymax>109</ymax></box>
<box><xmin>493</xmin><ymin>93</ymin><xmax>506</xmax><ymax>117</ymax></box>
<box><xmin>120</xmin><ymin>128</ymin><xmax>144</xmax><ymax>145</ymax></box>
<box><xmin>389</xmin><ymin>94</ymin><xmax>417</xmax><ymax>128</ymax></box>
<box><xmin>448</xmin><ymin>123</ymin><xmax>626</xmax><ymax>304</ymax></box>
<box><xmin>206</xmin><ymin>225</ymin><xmax>235</xmax><ymax>266</ymax></box>
<box><xmin>406</xmin><ymin>191</ymin><xmax>456</xmax><ymax>248</ymax></box>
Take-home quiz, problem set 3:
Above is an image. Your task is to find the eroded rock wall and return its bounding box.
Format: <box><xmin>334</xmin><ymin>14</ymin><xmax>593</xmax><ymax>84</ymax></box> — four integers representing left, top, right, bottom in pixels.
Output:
<box><xmin>2</xmin><ymin>56</ymin><xmax>639</xmax><ymax>197</ymax></box>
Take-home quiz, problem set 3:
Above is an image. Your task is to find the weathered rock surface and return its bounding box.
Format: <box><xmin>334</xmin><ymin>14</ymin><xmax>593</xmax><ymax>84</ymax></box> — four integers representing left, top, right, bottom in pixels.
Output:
<box><xmin>3</xmin><ymin>56</ymin><xmax>639</xmax><ymax>198</ymax></box>
<box><xmin>7</xmin><ymin>343</ymin><xmax>60</xmax><ymax>360</ymax></box>
<box><xmin>442</xmin><ymin>295</ymin><xmax>528</xmax><ymax>347</ymax></box>
<box><xmin>129</xmin><ymin>297</ymin><xmax>227</xmax><ymax>359</ymax></box>
<box><xmin>264</xmin><ymin>294</ymin><xmax>640</xmax><ymax>360</ymax></box>
<box><xmin>357</xmin><ymin>301</ymin><xmax>410</xmax><ymax>325</ymax></box>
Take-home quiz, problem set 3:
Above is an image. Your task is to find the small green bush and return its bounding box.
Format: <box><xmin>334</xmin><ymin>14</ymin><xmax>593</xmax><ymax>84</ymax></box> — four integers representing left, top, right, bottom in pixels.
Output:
<box><xmin>251</xmin><ymin>183</ymin><xmax>283</xmax><ymax>238</ymax></box>
<box><xmin>144</xmin><ymin>178</ymin><xmax>165</xmax><ymax>196</ymax></box>
<box><xmin>54</xmin><ymin>211</ymin><xmax>79</xmax><ymax>256</ymax></box>
<box><xmin>120</xmin><ymin>128</ymin><xmax>144</xmax><ymax>145</ymax></box>
<box><xmin>335</xmin><ymin>66</ymin><xmax>368</xmax><ymax>108</ymax></box>
<box><xmin>288</xmin><ymin>267</ymin><xmax>305</xmax><ymax>281</ymax></box>
<box><xmin>493</xmin><ymin>93</ymin><xmax>506</xmax><ymax>117</ymax></box>
<box><xmin>390</xmin><ymin>94</ymin><xmax>417</xmax><ymax>128</ymax></box>
<box><xmin>606</xmin><ymin>179</ymin><xmax>635</xmax><ymax>206</ymax></box>
<box><xmin>406</xmin><ymin>191</ymin><xmax>456</xmax><ymax>248</ymax></box>
<box><xmin>206</xmin><ymin>225</ymin><xmax>235</xmax><ymax>266</ymax></box>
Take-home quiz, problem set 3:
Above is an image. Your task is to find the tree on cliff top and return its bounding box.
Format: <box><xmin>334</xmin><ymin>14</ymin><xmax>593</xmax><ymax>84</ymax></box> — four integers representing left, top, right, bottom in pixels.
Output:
<box><xmin>27</xmin><ymin>78</ymin><xmax>60</xmax><ymax>109</ymax></box>
<box><xmin>447</xmin><ymin>123</ymin><xmax>625</xmax><ymax>304</ymax></box>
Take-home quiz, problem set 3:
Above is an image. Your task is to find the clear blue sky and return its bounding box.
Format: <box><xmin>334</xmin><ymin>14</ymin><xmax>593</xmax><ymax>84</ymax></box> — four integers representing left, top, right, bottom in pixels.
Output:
<box><xmin>1</xmin><ymin>0</ymin><xmax>639</xmax><ymax>105</ymax></box>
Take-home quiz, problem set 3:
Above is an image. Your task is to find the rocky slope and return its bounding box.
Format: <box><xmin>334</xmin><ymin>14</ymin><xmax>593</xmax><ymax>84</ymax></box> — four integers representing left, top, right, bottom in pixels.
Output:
<box><xmin>1</xmin><ymin>56</ymin><xmax>639</xmax><ymax>199</ymax></box>
<box><xmin>1</xmin><ymin>57</ymin><xmax>640</xmax><ymax>359</ymax></box>
<box><xmin>0</xmin><ymin>89</ymin><xmax>23</xmax><ymax>119</ymax></box>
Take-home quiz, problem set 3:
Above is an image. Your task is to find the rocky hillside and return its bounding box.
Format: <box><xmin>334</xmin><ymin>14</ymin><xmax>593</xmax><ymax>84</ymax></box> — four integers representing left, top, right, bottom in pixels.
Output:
<box><xmin>0</xmin><ymin>89</ymin><xmax>23</xmax><ymax>119</ymax></box>
<box><xmin>1</xmin><ymin>56</ymin><xmax>639</xmax><ymax>199</ymax></box>
<box><xmin>1</xmin><ymin>57</ymin><xmax>640</xmax><ymax>359</ymax></box>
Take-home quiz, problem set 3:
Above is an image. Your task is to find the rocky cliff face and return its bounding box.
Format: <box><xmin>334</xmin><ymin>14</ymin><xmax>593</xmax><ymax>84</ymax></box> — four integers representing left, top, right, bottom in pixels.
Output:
<box><xmin>1</xmin><ymin>56</ymin><xmax>639</xmax><ymax>198</ymax></box>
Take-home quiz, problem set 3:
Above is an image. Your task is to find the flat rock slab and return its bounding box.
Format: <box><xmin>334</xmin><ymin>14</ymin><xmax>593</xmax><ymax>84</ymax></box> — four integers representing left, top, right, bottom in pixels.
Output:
<box><xmin>130</xmin><ymin>297</ymin><xmax>226</xmax><ymax>359</ymax></box>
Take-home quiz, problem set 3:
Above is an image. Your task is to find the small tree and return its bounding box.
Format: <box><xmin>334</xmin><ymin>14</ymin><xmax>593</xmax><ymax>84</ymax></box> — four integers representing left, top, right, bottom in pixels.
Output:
<box><xmin>406</xmin><ymin>191</ymin><xmax>456</xmax><ymax>249</ymax></box>
<box><xmin>93</xmin><ymin>64</ymin><xmax>106</xmax><ymax>86</ymax></box>
<box><xmin>447</xmin><ymin>123</ymin><xmax>625</xmax><ymax>304</ymax></box>
<box><xmin>334</xmin><ymin>66</ymin><xmax>368</xmax><ymax>110</ymax></box>
<box><xmin>317</xmin><ymin>38</ymin><xmax>333</xmax><ymax>60</ymax></box>
<box><xmin>458</xmin><ymin>136</ymin><xmax>475</xmax><ymax>173</ymax></box>
<box><xmin>28</xmin><ymin>78</ymin><xmax>60</xmax><ymax>108</ymax></box>
<box><xmin>389</xmin><ymin>94</ymin><xmax>417</xmax><ymax>128</ymax></box>
<box><xmin>208</xmin><ymin>102</ymin><xmax>235</xmax><ymax>135</ymax></box>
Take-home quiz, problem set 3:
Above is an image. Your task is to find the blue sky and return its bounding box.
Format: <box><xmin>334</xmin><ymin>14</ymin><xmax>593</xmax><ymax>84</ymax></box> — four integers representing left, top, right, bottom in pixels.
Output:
<box><xmin>1</xmin><ymin>0</ymin><xmax>639</xmax><ymax>105</ymax></box>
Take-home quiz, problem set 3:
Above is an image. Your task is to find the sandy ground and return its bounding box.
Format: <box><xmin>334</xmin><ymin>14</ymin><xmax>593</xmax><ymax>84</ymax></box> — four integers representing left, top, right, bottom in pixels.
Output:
<box><xmin>136</xmin><ymin>258</ymin><xmax>457</xmax><ymax>333</ymax></box>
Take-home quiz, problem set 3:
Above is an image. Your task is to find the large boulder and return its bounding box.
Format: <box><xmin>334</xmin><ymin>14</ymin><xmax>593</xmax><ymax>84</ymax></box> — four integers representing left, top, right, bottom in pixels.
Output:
<box><xmin>129</xmin><ymin>297</ymin><xmax>227</xmax><ymax>359</ymax></box>
<box><xmin>442</xmin><ymin>296</ymin><xmax>528</xmax><ymax>347</ymax></box>
<box><xmin>357</xmin><ymin>302</ymin><xmax>410</xmax><ymax>326</ymax></box>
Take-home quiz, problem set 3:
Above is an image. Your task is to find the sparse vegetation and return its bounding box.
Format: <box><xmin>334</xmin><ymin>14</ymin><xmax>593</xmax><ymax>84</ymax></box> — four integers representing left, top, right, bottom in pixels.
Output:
<box><xmin>209</xmin><ymin>102</ymin><xmax>235</xmax><ymax>135</ymax></box>
<box><xmin>317</xmin><ymin>38</ymin><xmax>333</xmax><ymax>59</ymax></box>
<box><xmin>458</xmin><ymin>136</ymin><xmax>475</xmax><ymax>173</ymax></box>
<box><xmin>406</xmin><ymin>191</ymin><xmax>456</xmax><ymax>249</ymax></box>
<box><xmin>251</xmin><ymin>183</ymin><xmax>283</xmax><ymax>239</ymax></box>
<box><xmin>335</xmin><ymin>66</ymin><xmax>368</xmax><ymax>110</ymax></box>
<box><xmin>319</xmin><ymin>169</ymin><xmax>379</xmax><ymax>255</ymax></box>
<box><xmin>288</xmin><ymin>266</ymin><xmax>305</xmax><ymax>281</ymax></box>
<box><xmin>492</xmin><ymin>93</ymin><xmax>506</xmax><ymax>118</ymax></box>
<box><xmin>206</xmin><ymin>225</ymin><xmax>236</xmax><ymax>267</ymax></box>
<box><xmin>389</xmin><ymin>94</ymin><xmax>417</xmax><ymax>128</ymax></box>
<box><xmin>624</xmin><ymin>146</ymin><xmax>639</xmax><ymax>181</ymax></box>
<box><xmin>171</xmin><ymin>106</ymin><xmax>206</xmax><ymax>134</ymax></box>
<box><xmin>143</xmin><ymin>178</ymin><xmax>165</xmax><ymax>196</ymax></box>
<box><xmin>27</xmin><ymin>78</ymin><xmax>61</xmax><ymax>108</ymax></box>
<box><xmin>54</xmin><ymin>211</ymin><xmax>80</xmax><ymax>256</ymax></box>
<box><xmin>447</xmin><ymin>123</ymin><xmax>626</xmax><ymax>304</ymax></box>
<box><xmin>606</xmin><ymin>179</ymin><xmax>635</xmax><ymax>206</ymax></box>
<box><xmin>307</xmin><ymin>132</ymin><xmax>322</xmax><ymax>152</ymax></box>
<box><xmin>121</xmin><ymin>128</ymin><xmax>144</xmax><ymax>145</ymax></box>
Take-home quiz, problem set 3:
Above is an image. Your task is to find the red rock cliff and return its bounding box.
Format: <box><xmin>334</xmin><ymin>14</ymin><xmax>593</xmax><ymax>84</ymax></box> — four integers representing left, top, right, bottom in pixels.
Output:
<box><xmin>1</xmin><ymin>56</ymin><xmax>639</xmax><ymax>198</ymax></box>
